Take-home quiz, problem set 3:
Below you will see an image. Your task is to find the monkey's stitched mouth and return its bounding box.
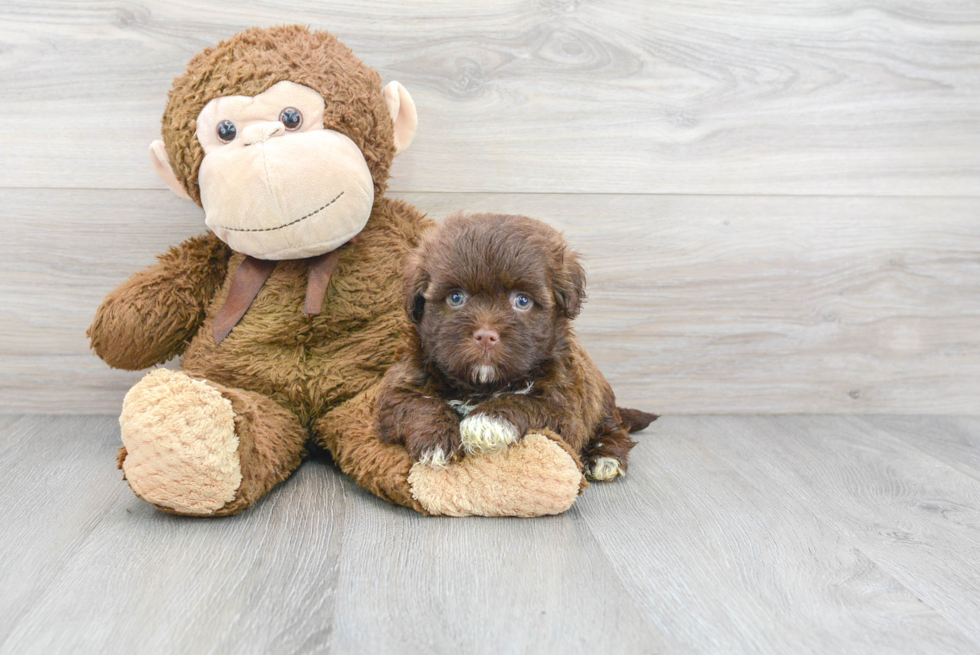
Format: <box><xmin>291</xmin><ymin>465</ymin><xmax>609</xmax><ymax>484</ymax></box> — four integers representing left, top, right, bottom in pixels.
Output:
<box><xmin>216</xmin><ymin>191</ymin><xmax>344</xmax><ymax>233</ymax></box>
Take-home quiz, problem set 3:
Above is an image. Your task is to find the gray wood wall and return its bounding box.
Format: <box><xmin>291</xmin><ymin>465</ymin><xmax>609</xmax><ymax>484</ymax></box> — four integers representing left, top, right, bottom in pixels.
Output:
<box><xmin>1</xmin><ymin>1</ymin><xmax>978</xmax><ymax>414</ymax></box>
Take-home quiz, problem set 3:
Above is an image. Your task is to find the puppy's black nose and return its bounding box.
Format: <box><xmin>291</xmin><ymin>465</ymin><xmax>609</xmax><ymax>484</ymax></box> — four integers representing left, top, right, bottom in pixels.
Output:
<box><xmin>473</xmin><ymin>328</ymin><xmax>500</xmax><ymax>350</ymax></box>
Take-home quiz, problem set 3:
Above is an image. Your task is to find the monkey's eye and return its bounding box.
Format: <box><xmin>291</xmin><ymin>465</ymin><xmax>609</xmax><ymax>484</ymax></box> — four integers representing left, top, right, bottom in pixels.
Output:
<box><xmin>279</xmin><ymin>107</ymin><xmax>303</xmax><ymax>131</ymax></box>
<box><xmin>216</xmin><ymin>120</ymin><xmax>237</xmax><ymax>143</ymax></box>
<box><xmin>446</xmin><ymin>290</ymin><xmax>468</xmax><ymax>308</ymax></box>
<box><xmin>511</xmin><ymin>293</ymin><xmax>533</xmax><ymax>311</ymax></box>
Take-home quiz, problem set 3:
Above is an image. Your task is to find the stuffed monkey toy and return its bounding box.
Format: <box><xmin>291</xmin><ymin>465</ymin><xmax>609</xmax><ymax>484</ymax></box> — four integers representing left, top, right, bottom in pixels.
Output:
<box><xmin>88</xmin><ymin>26</ymin><xmax>584</xmax><ymax>517</ymax></box>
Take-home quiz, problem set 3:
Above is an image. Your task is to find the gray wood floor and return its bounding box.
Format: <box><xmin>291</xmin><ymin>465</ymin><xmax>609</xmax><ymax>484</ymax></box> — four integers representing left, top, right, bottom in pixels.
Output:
<box><xmin>1</xmin><ymin>415</ymin><xmax>978</xmax><ymax>654</ymax></box>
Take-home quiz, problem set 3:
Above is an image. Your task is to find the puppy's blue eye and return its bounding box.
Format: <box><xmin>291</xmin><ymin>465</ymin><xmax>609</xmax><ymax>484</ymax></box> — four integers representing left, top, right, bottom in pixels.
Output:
<box><xmin>447</xmin><ymin>291</ymin><xmax>467</xmax><ymax>308</ymax></box>
<box><xmin>512</xmin><ymin>293</ymin><xmax>533</xmax><ymax>310</ymax></box>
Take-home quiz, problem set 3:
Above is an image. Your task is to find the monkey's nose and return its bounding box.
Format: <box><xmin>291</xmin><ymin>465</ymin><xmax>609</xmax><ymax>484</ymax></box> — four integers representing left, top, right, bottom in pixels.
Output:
<box><xmin>241</xmin><ymin>122</ymin><xmax>285</xmax><ymax>146</ymax></box>
<box><xmin>473</xmin><ymin>328</ymin><xmax>500</xmax><ymax>350</ymax></box>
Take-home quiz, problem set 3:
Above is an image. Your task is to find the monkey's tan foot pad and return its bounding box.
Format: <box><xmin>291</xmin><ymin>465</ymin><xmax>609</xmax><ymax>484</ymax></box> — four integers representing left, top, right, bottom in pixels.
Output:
<box><xmin>408</xmin><ymin>433</ymin><xmax>583</xmax><ymax>517</ymax></box>
<box><xmin>458</xmin><ymin>414</ymin><xmax>519</xmax><ymax>456</ymax></box>
<box><xmin>119</xmin><ymin>369</ymin><xmax>242</xmax><ymax>515</ymax></box>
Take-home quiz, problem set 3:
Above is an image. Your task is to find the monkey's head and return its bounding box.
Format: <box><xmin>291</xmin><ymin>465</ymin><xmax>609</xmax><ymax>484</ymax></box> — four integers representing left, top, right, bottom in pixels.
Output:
<box><xmin>150</xmin><ymin>26</ymin><xmax>417</xmax><ymax>260</ymax></box>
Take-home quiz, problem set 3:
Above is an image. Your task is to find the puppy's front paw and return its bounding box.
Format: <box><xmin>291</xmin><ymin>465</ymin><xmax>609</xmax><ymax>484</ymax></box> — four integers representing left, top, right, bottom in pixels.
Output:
<box><xmin>417</xmin><ymin>446</ymin><xmax>452</xmax><ymax>469</ymax></box>
<box><xmin>459</xmin><ymin>414</ymin><xmax>520</xmax><ymax>455</ymax></box>
<box><xmin>405</xmin><ymin>424</ymin><xmax>462</xmax><ymax>469</ymax></box>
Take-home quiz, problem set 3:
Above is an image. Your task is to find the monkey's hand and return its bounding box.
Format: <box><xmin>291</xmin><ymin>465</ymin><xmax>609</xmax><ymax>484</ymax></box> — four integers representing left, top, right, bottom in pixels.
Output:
<box><xmin>88</xmin><ymin>233</ymin><xmax>230</xmax><ymax>370</ymax></box>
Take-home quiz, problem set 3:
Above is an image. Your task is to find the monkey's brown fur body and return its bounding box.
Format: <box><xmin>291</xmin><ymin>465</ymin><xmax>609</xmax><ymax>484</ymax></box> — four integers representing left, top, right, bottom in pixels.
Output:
<box><xmin>89</xmin><ymin>26</ymin><xmax>607</xmax><ymax>517</ymax></box>
<box><xmin>92</xmin><ymin>198</ymin><xmax>431</xmax><ymax>513</ymax></box>
<box><xmin>376</xmin><ymin>214</ymin><xmax>655</xmax><ymax>477</ymax></box>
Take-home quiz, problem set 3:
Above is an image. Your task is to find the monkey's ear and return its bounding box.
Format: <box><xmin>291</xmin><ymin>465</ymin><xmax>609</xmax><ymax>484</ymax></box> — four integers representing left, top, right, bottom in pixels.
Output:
<box><xmin>554</xmin><ymin>248</ymin><xmax>587</xmax><ymax>320</ymax></box>
<box><xmin>383</xmin><ymin>81</ymin><xmax>418</xmax><ymax>157</ymax></box>
<box><xmin>402</xmin><ymin>252</ymin><xmax>429</xmax><ymax>324</ymax></box>
<box><xmin>149</xmin><ymin>140</ymin><xmax>192</xmax><ymax>201</ymax></box>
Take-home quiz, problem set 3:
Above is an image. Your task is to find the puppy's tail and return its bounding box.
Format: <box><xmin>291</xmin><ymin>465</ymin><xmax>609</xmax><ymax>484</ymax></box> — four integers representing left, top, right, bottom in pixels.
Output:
<box><xmin>617</xmin><ymin>407</ymin><xmax>659</xmax><ymax>433</ymax></box>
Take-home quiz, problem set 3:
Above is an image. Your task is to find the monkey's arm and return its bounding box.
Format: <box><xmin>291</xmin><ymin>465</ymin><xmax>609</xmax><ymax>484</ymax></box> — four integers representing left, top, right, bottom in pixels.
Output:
<box><xmin>376</xmin><ymin>361</ymin><xmax>462</xmax><ymax>466</ymax></box>
<box><xmin>88</xmin><ymin>232</ymin><xmax>231</xmax><ymax>370</ymax></box>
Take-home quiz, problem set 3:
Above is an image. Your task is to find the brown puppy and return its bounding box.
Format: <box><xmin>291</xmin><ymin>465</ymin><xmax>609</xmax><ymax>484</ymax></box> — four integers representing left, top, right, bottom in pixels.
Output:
<box><xmin>376</xmin><ymin>212</ymin><xmax>656</xmax><ymax>481</ymax></box>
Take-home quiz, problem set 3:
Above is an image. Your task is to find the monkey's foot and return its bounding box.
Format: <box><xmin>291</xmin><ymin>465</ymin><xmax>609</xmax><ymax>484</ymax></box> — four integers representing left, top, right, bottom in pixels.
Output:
<box><xmin>408</xmin><ymin>433</ymin><xmax>584</xmax><ymax>517</ymax></box>
<box><xmin>119</xmin><ymin>369</ymin><xmax>242</xmax><ymax>515</ymax></box>
<box><xmin>459</xmin><ymin>414</ymin><xmax>519</xmax><ymax>455</ymax></box>
<box><xmin>586</xmin><ymin>456</ymin><xmax>625</xmax><ymax>482</ymax></box>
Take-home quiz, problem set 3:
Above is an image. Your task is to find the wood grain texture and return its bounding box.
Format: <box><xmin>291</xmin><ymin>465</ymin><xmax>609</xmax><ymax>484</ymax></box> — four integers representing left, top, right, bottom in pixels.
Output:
<box><xmin>0</xmin><ymin>416</ymin><xmax>125</xmax><ymax>644</ymax></box>
<box><xmin>866</xmin><ymin>416</ymin><xmax>980</xmax><ymax>482</ymax></box>
<box><xmin>2</xmin><ymin>415</ymin><xmax>979</xmax><ymax>653</ymax></box>
<box><xmin>0</xmin><ymin>415</ymin><xmax>348</xmax><ymax>654</ymax></box>
<box><xmin>685</xmin><ymin>415</ymin><xmax>980</xmax><ymax>645</ymax></box>
<box><xmin>579</xmin><ymin>416</ymin><xmax>979</xmax><ymax>653</ymax></box>
<box><xmin>327</xmin><ymin>487</ymin><xmax>662</xmax><ymax>653</ymax></box>
<box><xmin>1</xmin><ymin>189</ymin><xmax>977</xmax><ymax>414</ymax></box>
<box><xmin>0</xmin><ymin>1</ymin><xmax>978</xmax><ymax>195</ymax></box>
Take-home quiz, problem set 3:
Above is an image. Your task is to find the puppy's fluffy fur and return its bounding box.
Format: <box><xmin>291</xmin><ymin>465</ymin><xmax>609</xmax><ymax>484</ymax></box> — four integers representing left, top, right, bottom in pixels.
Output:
<box><xmin>376</xmin><ymin>213</ymin><xmax>656</xmax><ymax>480</ymax></box>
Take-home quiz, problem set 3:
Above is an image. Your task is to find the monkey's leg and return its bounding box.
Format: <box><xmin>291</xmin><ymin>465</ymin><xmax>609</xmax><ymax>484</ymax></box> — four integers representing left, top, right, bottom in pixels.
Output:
<box><xmin>316</xmin><ymin>384</ymin><xmax>586</xmax><ymax>517</ymax></box>
<box><xmin>314</xmin><ymin>384</ymin><xmax>425</xmax><ymax>511</ymax></box>
<box><xmin>583</xmin><ymin>418</ymin><xmax>637</xmax><ymax>482</ymax></box>
<box><xmin>118</xmin><ymin>369</ymin><xmax>307</xmax><ymax>516</ymax></box>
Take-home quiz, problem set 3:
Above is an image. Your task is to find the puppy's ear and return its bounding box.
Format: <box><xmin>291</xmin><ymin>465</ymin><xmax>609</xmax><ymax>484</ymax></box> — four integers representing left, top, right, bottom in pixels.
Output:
<box><xmin>554</xmin><ymin>248</ymin><xmax>587</xmax><ymax>319</ymax></box>
<box><xmin>402</xmin><ymin>252</ymin><xmax>430</xmax><ymax>324</ymax></box>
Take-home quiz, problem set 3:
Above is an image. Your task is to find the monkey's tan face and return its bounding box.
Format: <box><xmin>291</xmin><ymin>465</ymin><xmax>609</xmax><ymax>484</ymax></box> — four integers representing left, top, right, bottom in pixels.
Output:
<box><xmin>194</xmin><ymin>81</ymin><xmax>375</xmax><ymax>260</ymax></box>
